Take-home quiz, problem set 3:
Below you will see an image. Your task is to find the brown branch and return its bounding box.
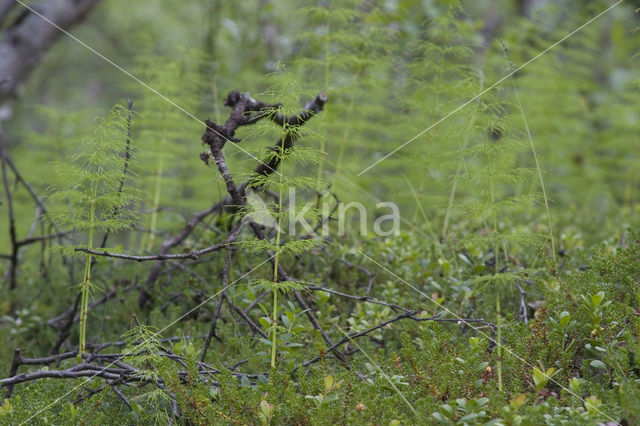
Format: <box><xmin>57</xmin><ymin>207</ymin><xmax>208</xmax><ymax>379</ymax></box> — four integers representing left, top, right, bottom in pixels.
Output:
<box><xmin>0</xmin><ymin>0</ymin><xmax>104</xmax><ymax>103</ymax></box>
<box><xmin>49</xmin><ymin>292</ymin><xmax>81</xmax><ymax>354</ymax></box>
<box><xmin>248</xmin><ymin>92</ymin><xmax>327</xmax><ymax>186</ymax></box>
<box><xmin>137</xmin><ymin>202</ymin><xmax>226</xmax><ymax>307</ymax></box>
<box><xmin>75</xmin><ymin>233</ymin><xmax>238</xmax><ymax>262</ymax></box>
<box><xmin>0</xmin><ymin>345</ymin><xmax>267</xmax><ymax>396</ymax></box>
<box><xmin>3</xmin><ymin>143</ymin><xmax>75</xmax><ymax>283</ymax></box>
<box><xmin>4</xmin><ymin>154</ymin><xmax>49</xmax><ymax>217</ymax></box>
<box><xmin>17</xmin><ymin>230</ymin><xmax>75</xmax><ymax>247</ymax></box>
<box><xmin>0</xmin><ymin>368</ymin><xmax>129</xmax><ymax>387</ymax></box>
<box><xmin>321</xmin><ymin>246</ymin><xmax>375</xmax><ymax>295</ymax></box>
<box><xmin>48</xmin><ymin>282</ymin><xmax>136</xmax><ymax>330</ymax></box>
<box><xmin>224</xmin><ymin>293</ymin><xmax>269</xmax><ymax>339</ymax></box>
<box><xmin>138</xmin><ymin>91</ymin><xmax>326</xmax><ymax>308</ymax></box>
<box><xmin>243</xmin><ymin>290</ymin><xmax>269</xmax><ymax>315</ymax></box>
<box><xmin>305</xmin><ymin>285</ymin><xmax>409</xmax><ymax>312</ymax></box>
<box><xmin>299</xmin><ymin>313</ymin><xmax>497</xmax><ymax>370</ymax></box>
<box><xmin>0</xmin><ymin>0</ymin><xmax>17</xmax><ymax>27</ymax></box>
<box><xmin>205</xmin><ymin>111</ymin><xmax>339</xmax><ymax>355</ymax></box>
<box><xmin>0</xmin><ymin>130</ymin><xmax>17</xmax><ymax>290</ymax></box>
<box><xmin>201</xmin><ymin>246</ymin><xmax>233</xmax><ymax>362</ymax></box>
<box><xmin>213</xmin><ymin>141</ymin><xmax>337</xmax><ymax>348</ymax></box>
<box><xmin>5</xmin><ymin>348</ymin><xmax>22</xmax><ymax>398</ymax></box>
<box><xmin>110</xmin><ymin>383</ymin><xmax>132</xmax><ymax>410</ymax></box>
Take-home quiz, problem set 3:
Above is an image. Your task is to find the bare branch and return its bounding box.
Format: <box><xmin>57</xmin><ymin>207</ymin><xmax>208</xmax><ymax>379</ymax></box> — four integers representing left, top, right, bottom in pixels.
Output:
<box><xmin>0</xmin><ymin>0</ymin><xmax>104</xmax><ymax>103</ymax></box>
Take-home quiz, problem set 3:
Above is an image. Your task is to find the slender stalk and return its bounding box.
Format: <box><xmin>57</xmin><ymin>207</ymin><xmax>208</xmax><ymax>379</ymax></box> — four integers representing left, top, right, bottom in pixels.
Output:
<box><xmin>335</xmin><ymin>95</ymin><xmax>354</xmax><ymax>174</ymax></box>
<box><xmin>509</xmin><ymin>78</ymin><xmax>556</xmax><ymax>265</ymax></box>
<box><xmin>271</xmin><ymin>126</ymin><xmax>287</xmax><ymax>369</ymax></box>
<box><xmin>270</xmin><ymin>276</ymin><xmax>279</xmax><ymax>369</ymax></box>
<box><xmin>327</xmin><ymin>318</ymin><xmax>417</xmax><ymax>418</ymax></box>
<box><xmin>0</xmin><ymin>137</ymin><xmax>18</xmax><ymax>292</ymax></box>
<box><xmin>487</xmin><ymin>145</ymin><xmax>503</xmax><ymax>392</ymax></box>
<box><xmin>79</xmin><ymin>180</ymin><xmax>98</xmax><ymax>355</ymax></box>
<box><xmin>146</xmin><ymin>156</ymin><xmax>165</xmax><ymax>251</ymax></box>
<box><xmin>501</xmin><ymin>45</ymin><xmax>556</xmax><ymax>265</ymax></box>
<box><xmin>316</xmin><ymin>0</ymin><xmax>331</xmax><ymax>190</ymax></box>
<box><xmin>144</xmin><ymin>110</ymin><xmax>169</xmax><ymax>252</ymax></box>
<box><xmin>404</xmin><ymin>175</ymin><xmax>438</xmax><ymax>241</ymax></box>
<box><xmin>442</xmin><ymin>74</ymin><xmax>485</xmax><ymax>238</ymax></box>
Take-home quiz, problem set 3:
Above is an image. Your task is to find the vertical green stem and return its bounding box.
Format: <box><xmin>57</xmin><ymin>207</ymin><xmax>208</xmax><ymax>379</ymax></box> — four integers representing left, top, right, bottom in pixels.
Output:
<box><xmin>146</xmin><ymin>155</ymin><xmax>165</xmax><ymax>251</ymax></box>
<box><xmin>442</xmin><ymin>76</ymin><xmax>484</xmax><ymax>238</ymax></box>
<box><xmin>509</xmin><ymin>78</ymin><xmax>556</xmax><ymax>265</ymax></box>
<box><xmin>270</xmin><ymin>277</ymin><xmax>279</xmax><ymax>369</ymax></box>
<box><xmin>335</xmin><ymin>95</ymin><xmax>354</xmax><ymax>174</ymax></box>
<box><xmin>316</xmin><ymin>0</ymin><xmax>331</xmax><ymax>190</ymax></box>
<box><xmin>79</xmin><ymin>182</ymin><xmax>97</xmax><ymax>355</ymax></box>
<box><xmin>487</xmin><ymin>147</ymin><xmax>503</xmax><ymax>392</ymax></box>
<box><xmin>143</xmin><ymin>112</ymin><xmax>169</xmax><ymax>252</ymax></box>
<box><xmin>271</xmin><ymin>128</ymin><xmax>286</xmax><ymax>369</ymax></box>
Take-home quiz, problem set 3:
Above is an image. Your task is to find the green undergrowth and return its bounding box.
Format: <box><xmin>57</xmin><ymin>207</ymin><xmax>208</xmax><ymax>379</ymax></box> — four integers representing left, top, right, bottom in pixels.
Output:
<box><xmin>2</xmin><ymin>221</ymin><xmax>640</xmax><ymax>424</ymax></box>
<box><xmin>1</xmin><ymin>1</ymin><xmax>639</xmax><ymax>424</ymax></box>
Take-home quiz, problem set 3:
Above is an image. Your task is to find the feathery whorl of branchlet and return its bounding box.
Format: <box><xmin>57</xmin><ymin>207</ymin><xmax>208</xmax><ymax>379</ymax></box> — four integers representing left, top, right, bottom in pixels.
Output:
<box><xmin>48</xmin><ymin>103</ymin><xmax>139</xmax><ymax>243</ymax></box>
<box><xmin>47</xmin><ymin>102</ymin><xmax>139</xmax><ymax>355</ymax></box>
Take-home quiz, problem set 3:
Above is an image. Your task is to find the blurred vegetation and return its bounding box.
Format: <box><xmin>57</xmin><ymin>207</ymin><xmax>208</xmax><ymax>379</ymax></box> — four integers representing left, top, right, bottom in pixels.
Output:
<box><xmin>1</xmin><ymin>0</ymin><xmax>640</xmax><ymax>424</ymax></box>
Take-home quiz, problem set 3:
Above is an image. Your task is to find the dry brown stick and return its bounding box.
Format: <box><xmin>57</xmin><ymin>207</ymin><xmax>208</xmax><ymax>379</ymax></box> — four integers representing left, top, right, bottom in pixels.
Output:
<box><xmin>1</xmin><ymin>368</ymin><xmax>135</xmax><ymax>387</ymax></box>
<box><xmin>0</xmin><ymin>0</ymin><xmax>16</xmax><ymax>26</ymax></box>
<box><xmin>299</xmin><ymin>311</ymin><xmax>421</xmax><ymax>370</ymax></box>
<box><xmin>73</xmin><ymin>384</ymin><xmax>108</xmax><ymax>406</ymax></box>
<box><xmin>4</xmin><ymin>154</ymin><xmax>49</xmax><ymax>217</ymax></box>
<box><xmin>243</xmin><ymin>290</ymin><xmax>269</xmax><ymax>314</ymax></box>
<box><xmin>0</xmin><ymin>0</ymin><xmax>104</xmax><ymax>103</ymax></box>
<box><xmin>137</xmin><ymin>202</ymin><xmax>228</xmax><ymax>308</ymax></box>
<box><xmin>17</xmin><ymin>230</ymin><xmax>75</xmax><ymax>246</ymax></box>
<box><xmin>4</xmin><ymin>152</ymin><xmax>76</xmax><ymax>283</ymax></box>
<box><xmin>107</xmin><ymin>381</ymin><xmax>132</xmax><ymax>410</ymax></box>
<box><xmin>0</xmin><ymin>131</ymin><xmax>18</xmax><ymax>291</ymax></box>
<box><xmin>77</xmin><ymin>182</ymin><xmax>245</xmax><ymax>264</ymax></box>
<box><xmin>299</xmin><ymin>313</ymin><xmax>497</xmax><ymax>371</ymax></box>
<box><xmin>1</xmin><ymin>342</ymin><xmax>271</xmax><ymax>399</ymax></box>
<box><xmin>305</xmin><ymin>285</ymin><xmax>409</xmax><ymax>312</ymax></box>
<box><xmin>224</xmin><ymin>293</ymin><xmax>269</xmax><ymax>339</ymax></box>
<box><xmin>201</xmin><ymin>246</ymin><xmax>233</xmax><ymax>361</ymax></box>
<box><xmin>50</xmin><ymin>292</ymin><xmax>82</xmax><ymax>354</ymax></box>
<box><xmin>75</xmin><ymin>236</ymin><xmax>236</xmax><ymax>262</ymax></box>
<box><xmin>138</xmin><ymin>91</ymin><xmax>326</xmax><ymax>308</ymax></box>
<box><xmin>5</xmin><ymin>348</ymin><xmax>22</xmax><ymax>398</ymax></box>
<box><xmin>48</xmin><ymin>283</ymin><xmax>137</xmax><ymax>329</ymax></box>
<box><xmin>206</xmin><ymin>119</ymin><xmax>338</xmax><ymax>352</ymax></box>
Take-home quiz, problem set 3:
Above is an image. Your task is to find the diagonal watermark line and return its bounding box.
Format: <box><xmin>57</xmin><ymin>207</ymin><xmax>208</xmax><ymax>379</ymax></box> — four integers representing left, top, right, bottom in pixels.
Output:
<box><xmin>357</xmin><ymin>0</ymin><xmax>625</xmax><ymax>176</ymax></box>
<box><xmin>325</xmin><ymin>317</ymin><xmax>417</xmax><ymax>417</ymax></box>
<box><xmin>357</xmin><ymin>250</ymin><xmax>620</xmax><ymax>425</ymax></box>
<box><xmin>13</xmin><ymin>0</ymin><xmax>281</xmax><ymax>177</ymax></box>
<box><xmin>335</xmin><ymin>171</ymin><xmax>430</xmax><ymax>236</ymax></box>
<box><xmin>19</xmin><ymin>250</ymin><xmax>281</xmax><ymax>425</ymax></box>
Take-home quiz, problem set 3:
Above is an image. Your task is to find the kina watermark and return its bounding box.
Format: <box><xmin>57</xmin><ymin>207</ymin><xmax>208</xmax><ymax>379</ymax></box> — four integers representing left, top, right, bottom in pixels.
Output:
<box><xmin>245</xmin><ymin>188</ymin><xmax>400</xmax><ymax>237</ymax></box>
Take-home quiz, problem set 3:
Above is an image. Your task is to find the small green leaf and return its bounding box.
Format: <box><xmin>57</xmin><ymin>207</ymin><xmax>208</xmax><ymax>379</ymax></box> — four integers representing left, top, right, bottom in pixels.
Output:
<box><xmin>591</xmin><ymin>292</ymin><xmax>604</xmax><ymax>308</ymax></box>
<box><xmin>324</xmin><ymin>375</ymin><xmax>334</xmax><ymax>390</ymax></box>
<box><xmin>281</xmin><ymin>314</ymin><xmax>291</xmax><ymax>328</ymax></box>
<box><xmin>559</xmin><ymin>311</ymin><xmax>571</xmax><ymax>329</ymax></box>
<box><xmin>258</xmin><ymin>317</ymin><xmax>271</xmax><ymax>329</ymax></box>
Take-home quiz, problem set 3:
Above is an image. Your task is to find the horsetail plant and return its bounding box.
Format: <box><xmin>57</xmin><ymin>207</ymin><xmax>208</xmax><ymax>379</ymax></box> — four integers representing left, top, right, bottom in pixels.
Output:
<box><xmin>48</xmin><ymin>103</ymin><xmax>138</xmax><ymax>355</ymax></box>
<box><xmin>133</xmin><ymin>53</ymin><xmax>204</xmax><ymax>252</ymax></box>
<box><xmin>455</xmin><ymin>84</ymin><xmax>544</xmax><ymax>392</ymax></box>
<box><xmin>242</xmin><ymin>66</ymin><xmax>325</xmax><ymax>369</ymax></box>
